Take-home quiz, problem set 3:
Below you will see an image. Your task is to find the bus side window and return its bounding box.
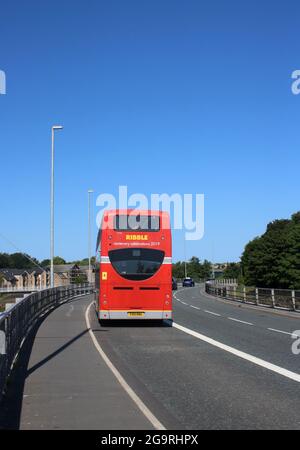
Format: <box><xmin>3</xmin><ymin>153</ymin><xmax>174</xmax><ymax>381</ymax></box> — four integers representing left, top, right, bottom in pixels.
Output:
<box><xmin>96</xmin><ymin>249</ymin><xmax>101</xmax><ymax>263</ymax></box>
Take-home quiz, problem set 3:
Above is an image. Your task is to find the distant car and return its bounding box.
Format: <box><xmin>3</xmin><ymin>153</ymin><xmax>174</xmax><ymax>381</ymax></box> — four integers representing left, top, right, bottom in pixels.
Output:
<box><xmin>182</xmin><ymin>277</ymin><xmax>195</xmax><ymax>287</ymax></box>
<box><xmin>172</xmin><ymin>277</ymin><xmax>178</xmax><ymax>290</ymax></box>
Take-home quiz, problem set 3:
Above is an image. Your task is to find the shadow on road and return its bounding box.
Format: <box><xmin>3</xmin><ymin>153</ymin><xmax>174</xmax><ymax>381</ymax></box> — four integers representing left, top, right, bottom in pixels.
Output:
<box><xmin>26</xmin><ymin>328</ymin><xmax>89</xmax><ymax>377</ymax></box>
<box><xmin>97</xmin><ymin>319</ymin><xmax>173</xmax><ymax>328</ymax></box>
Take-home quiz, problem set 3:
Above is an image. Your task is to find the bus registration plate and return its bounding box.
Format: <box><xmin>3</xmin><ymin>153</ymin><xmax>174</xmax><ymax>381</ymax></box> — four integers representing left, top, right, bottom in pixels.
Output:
<box><xmin>127</xmin><ymin>311</ymin><xmax>145</xmax><ymax>317</ymax></box>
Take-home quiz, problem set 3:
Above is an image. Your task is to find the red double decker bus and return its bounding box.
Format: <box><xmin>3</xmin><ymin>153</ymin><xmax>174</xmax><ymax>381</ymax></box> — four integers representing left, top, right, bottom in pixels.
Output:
<box><xmin>94</xmin><ymin>209</ymin><xmax>172</xmax><ymax>320</ymax></box>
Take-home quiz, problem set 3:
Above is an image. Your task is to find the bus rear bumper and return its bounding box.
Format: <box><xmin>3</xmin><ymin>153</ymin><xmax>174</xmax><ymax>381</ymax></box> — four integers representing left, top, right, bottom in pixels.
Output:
<box><xmin>99</xmin><ymin>310</ymin><xmax>172</xmax><ymax>320</ymax></box>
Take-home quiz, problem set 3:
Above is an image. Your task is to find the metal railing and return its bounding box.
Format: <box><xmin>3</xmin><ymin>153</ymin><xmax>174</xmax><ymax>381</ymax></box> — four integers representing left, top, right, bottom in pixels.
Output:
<box><xmin>0</xmin><ymin>286</ymin><xmax>48</xmax><ymax>293</ymax></box>
<box><xmin>205</xmin><ymin>282</ymin><xmax>300</xmax><ymax>312</ymax></box>
<box><xmin>211</xmin><ymin>278</ymin><xmax>238</xmax><ymax>286</ymax></box>
<box><xmin>0</xmin><ymin>284</ymin><xmax>93</xmax><ymax>402</ymax></box>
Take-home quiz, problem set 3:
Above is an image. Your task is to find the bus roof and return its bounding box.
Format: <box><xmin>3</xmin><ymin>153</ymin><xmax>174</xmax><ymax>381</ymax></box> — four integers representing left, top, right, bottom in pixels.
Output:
<box><xmin>102</xmin><ymin>209</ymin><xmax>168</xmax><ymax>217</ymax></box>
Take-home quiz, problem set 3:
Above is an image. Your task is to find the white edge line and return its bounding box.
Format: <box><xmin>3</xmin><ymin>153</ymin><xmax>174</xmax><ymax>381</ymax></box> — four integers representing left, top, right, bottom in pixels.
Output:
<box><xmin>190</xmin><ymin>305</ymin><xmax>200</xmax><ymax>310</ymax></box>
<box><xmin>85</xmin><ymin>302</ymin><xmax>166</xmax><ymax>430</ymax></box>
<box><xmin>228</xmin><ymin>317</ymin><xmax>253</xmax><ymax>325</ymax></box>
<box><xmin>204</xmin><ymin>310</ymin><xmax>221</xmax><ymax>317</ymax></box>
<box><xmin>173</xmin><ymin>322</ymin><xmax>300</xmax><ymax>384</ymax></box>
<box><xmin>268</xmin><ymin>327</ymin><xmax>299</xmax><ymax>337</ymax></box>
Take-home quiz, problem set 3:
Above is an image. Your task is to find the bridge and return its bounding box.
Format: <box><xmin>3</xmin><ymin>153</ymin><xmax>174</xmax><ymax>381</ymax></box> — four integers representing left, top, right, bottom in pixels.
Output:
<box><xmin>0</xmin><ymin>284</ymin><xmax>300</xmax><ymax>430</ymax></box>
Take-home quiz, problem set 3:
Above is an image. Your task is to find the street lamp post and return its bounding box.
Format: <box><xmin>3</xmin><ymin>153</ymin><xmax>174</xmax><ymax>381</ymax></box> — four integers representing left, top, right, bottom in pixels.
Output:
<box><xmin>50</xmin><ymin>125</ymin><xmax>63</xmax><ymax>288</ymax></box>
<box><xmin>184</xmin><ymin>234</ymin><xmax>187</xmax><ymax>278</ymax></box>
<box><xmin>88</xmin><ymin>189</ymin><xmax>94</xmax><ymax>283</ymax></box>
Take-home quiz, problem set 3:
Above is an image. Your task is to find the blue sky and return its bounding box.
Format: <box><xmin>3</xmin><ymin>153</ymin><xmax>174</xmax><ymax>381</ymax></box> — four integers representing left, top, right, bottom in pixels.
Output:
<box><xmin>0</xmin><ymin>0</ymin><xmax>299</xmax><ymax>263</ymax></box>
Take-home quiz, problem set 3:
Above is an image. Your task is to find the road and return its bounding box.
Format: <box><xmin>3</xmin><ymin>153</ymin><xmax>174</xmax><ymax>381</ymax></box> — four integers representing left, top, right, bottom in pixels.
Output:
<box><xmin>1</xmin><ymin>286</ymin><xmax>300</xmax><ymax>429</ymax></box>
<box><xmin>89</xmin><ymin>286</ymin><xmax>300</xmax><ymax>429</ymax></box>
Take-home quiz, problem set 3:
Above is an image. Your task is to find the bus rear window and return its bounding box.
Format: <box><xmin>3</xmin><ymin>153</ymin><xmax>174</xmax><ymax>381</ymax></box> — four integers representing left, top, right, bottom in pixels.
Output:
<box><xmin>108</xmin><ymin>248</ymin><xmax>164</xmax><ymax>280</ymax></box>
<box><xmin>114</xmin><ymin>215</ymin><xmax>160</xmax><ymax>231</ymax></box>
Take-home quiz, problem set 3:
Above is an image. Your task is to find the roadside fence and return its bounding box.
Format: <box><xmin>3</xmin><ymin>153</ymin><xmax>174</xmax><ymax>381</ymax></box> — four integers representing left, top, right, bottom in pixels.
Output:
<box><xmin>0</xmin><ymin>284</ymin><xmax>93</xmax><ymax>402</ymax></box>
<box><xmin>205</xmin><ymin>282</ymin><xmax>300</xmax><ymax>312</ymax></box>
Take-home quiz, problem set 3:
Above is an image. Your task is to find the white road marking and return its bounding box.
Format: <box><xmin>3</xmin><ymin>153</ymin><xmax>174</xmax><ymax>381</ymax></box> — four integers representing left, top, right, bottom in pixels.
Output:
<box><xmin>204</xmin><ymin>310</ymin><xmax>221</xmax><ymax>317</ymax></box>
<box><xmin>190</xmin><ymin>305</ymin><xmax>200</xmax><ymax>310</ymax></box>
<box><xmin>173</xmin><ymin>322</ymin><xmax>300</xmax><ymax>384</ymax></box>
<box><xmin>85</xmin><ymin>302</ymin><xmax>165</xmax><ymax>430</ymax></box>
<box><xmin>228</xmin><ymin>317</ymin><xmax>253</xmax><ymax>326</ymax></box>
<box><xmin>66</xmin><ymin>304</ymin><xmax>74</xmax><ymax>317</ymax></box>
<box><xmin>181</xmin><ymin>301</ymin><xmax>188</xmax><ymax>305</ymax></box>
<box><xmin>268</xmin><ymin>328</ymin><xmax>300</xmax><ymax>337</ymax></box>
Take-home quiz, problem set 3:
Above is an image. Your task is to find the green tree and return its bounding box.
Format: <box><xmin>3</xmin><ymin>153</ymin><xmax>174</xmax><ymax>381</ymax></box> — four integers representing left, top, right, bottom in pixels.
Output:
<box><xmin>69</xmin><ymin>257</ymin><xmax>95</xmax><ymax>266</ymax></box>
<box><xmin>199</xmin><ymin>259</ymin><xmax>212</xmax><ymax>279</ymax></box>
<box><xmin>72</xmin><ymin>273</ymin><xmax>87</xmax><ymax>284</ymax></box>
<box><xmin>241</xmin><ymin>212</ymin><xmax>300</xmax><ymax>289</ymax></box>
<box><xmin>9</xmin><ymin>253</ymin><xmax>39</xmax><ymax>269</ymax></box>
<box><xmin>41</xmin><ymin>259</ymin><xmax>51</xmax><ymax>267</ymax></box>
<box><xmin>53</xmin><ymin>256</ymin><xmax>66</xmax><ymax>265</ymax></box>
<box><xmin>223</xmin><ymin>263</ymin><xmax>241</xmax><ymax>279</ymax></box>
<box><xmin>172</xmin><ymin>257</ymin><xmax>212</xmax><ymax>281</ymax></box>
<box><xmin>172</xmin><ymin>261</ymin><xmax>185</xmax><ymax>279</ymax></box>
<box><xmin>0</xmin><ymin>253</ymin><xmax>11</xmax><ymax>268</ymax></box>
<box><xmin>187</xmin><ymin>256</ymin><xmax>201</xmax><ymax>280</ymax></box>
